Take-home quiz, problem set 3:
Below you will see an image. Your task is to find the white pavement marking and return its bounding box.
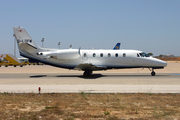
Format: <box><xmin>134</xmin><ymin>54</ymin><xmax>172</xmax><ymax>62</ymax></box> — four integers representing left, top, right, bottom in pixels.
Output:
<box><xmin>0</xmin><ymin>85</ymin><xmax>180</xmax><ymax>93</ymax></box>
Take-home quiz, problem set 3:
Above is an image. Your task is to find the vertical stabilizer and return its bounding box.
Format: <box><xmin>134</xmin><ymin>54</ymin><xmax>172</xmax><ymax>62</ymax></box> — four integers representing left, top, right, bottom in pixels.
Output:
<box><xmin>113</xmin><ymin>43</ymin><xmax>121</xmax><ymax>50</ymax></box>
<box><xmin>13</xmin><ymin>27</ymin><xmax>39</xmax><ymax>49</ymax></box>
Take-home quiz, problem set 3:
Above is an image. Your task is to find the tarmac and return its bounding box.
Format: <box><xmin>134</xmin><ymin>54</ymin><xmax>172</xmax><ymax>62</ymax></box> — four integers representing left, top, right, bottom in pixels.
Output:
<box><xmin>0</xmin><ymin>61</ymin><xmax>180</xmax><ymax>93</ymax></box>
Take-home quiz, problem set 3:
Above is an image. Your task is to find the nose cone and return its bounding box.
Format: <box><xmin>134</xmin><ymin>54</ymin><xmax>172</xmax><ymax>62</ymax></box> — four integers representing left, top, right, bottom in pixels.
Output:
<box><xmin>153</xmin><ymin>58</ymin><xmax>167</xmax><ymax>67</ymax></box>
<box><xmin>159</xmin><ymin>60</ymin><xmax>167</xmax><ymax>67</ymax></box>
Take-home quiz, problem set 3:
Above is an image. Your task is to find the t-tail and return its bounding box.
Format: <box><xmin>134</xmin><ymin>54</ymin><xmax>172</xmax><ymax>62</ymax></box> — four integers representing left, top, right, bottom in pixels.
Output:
<box><xmin>13</xmin><ymin>27</ymin><xmax>40</xmax><ymax>50</ymax></box>
<box><xmin>13</xmin><ymin>27</ymin><xmax>48</xmax><ymax>54</ymax></box>
<box><xmin>13</xmin><ymin>27</ymin><xmax>46</xmax><ymax>62</ymax></box>
<box><xmin>113</xmin><ymin>43</ymin><xmax>121</xmax><ymax>50</ymax></box>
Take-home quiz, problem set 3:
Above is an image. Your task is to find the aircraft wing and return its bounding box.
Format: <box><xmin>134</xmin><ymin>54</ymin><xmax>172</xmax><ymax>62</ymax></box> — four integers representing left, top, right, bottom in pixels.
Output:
<box><xmin>74</xmin><ymin>63</ymin><xmax>107</xmax><ymax>71</ymax></box>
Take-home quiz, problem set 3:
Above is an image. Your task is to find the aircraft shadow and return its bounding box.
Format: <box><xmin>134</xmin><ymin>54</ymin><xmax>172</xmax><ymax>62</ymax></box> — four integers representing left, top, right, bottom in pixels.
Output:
<box><xmin>29</xmin><ymin>74</ymin><xmax>103</xmax><ymax>79</ymax></box>
<box><xmin>29</xmin><ymin>74</ymin><xmax>170</xmax><ymax>79</ymax></box>
<box><xmin>57</xmin><ymin>74</ymin><xmax>103</xmax><ymax>79</ymax></box>
<box><xmin>103</xmin><ymin>75</ymin><xmax>170</xmax><ymax>77</ymax></box>
<box><xmin>30</xmin><ymin>75</ymin><xmax>47</xmax><ymax>78</ymax></box>
<box><xmin>55</xmin><ymin>74</ymin><xmax>169</xmax><ymax>79</ymax></box>
<box><xmin>78</xmin><ymin>74</ymin><xmax>103</xmax><ymax>79</ymax></box>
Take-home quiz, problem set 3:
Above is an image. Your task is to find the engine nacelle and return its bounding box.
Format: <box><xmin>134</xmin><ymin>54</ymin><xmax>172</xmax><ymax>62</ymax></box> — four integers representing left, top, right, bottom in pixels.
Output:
<box><xmin>39</xmin><ymin>49</ymin><xmax>80</xmax><ymax>60</ymax></box>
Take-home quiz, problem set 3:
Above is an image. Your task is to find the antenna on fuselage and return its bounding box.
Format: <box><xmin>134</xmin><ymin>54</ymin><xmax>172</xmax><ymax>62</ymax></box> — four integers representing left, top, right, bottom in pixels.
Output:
<box><xmin>70</xmin><ymin>44</ymin><xmax>72</xmax><ymax>49</ymax></box>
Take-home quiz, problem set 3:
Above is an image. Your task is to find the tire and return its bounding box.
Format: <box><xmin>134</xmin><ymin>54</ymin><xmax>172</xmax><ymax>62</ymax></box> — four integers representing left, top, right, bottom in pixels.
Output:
<box><xmin>83</xmin><ymin>70</ymin><xmax>92</xmax><ymax>77</ymax></box>
<box><xmin>151</xmin><ymin>71</ymin><xmax>156</xmax><ymax>76</ymax></box>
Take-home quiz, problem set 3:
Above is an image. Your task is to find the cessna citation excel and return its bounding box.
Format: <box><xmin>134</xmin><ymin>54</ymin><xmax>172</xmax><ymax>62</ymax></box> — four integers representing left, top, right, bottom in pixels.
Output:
<box><xmin>13</xmin><ymin>27</ymin><xmax>167</xmax><ymax>77</ymax></box>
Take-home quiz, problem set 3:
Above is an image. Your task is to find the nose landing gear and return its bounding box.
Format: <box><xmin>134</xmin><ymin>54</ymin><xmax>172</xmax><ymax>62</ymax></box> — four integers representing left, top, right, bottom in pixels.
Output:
<box><xmin>149</xmin><ymin>68</ymin><xmax>156</xmax><ymax>76</ymax></box>
<box><xmin>151</xmin><ymin>71</ymin><xmax>156</xmax><ymax>76</ymax></box>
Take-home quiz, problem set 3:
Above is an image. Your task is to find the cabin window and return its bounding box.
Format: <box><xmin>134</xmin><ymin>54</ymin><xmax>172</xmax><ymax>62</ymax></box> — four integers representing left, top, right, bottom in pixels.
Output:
<box><xmin>108</xmin><ymin>53</ymin><xmax>111</xmax><ymax>57</ymax></box>
<box><xmin>84</xmin><ymin>53</ymin><xmax>87</xmax><ymax>57</ymax></box>
<box><xmin>93</xmin><ymin>53</ymin><xmax>96</xmax><ymax>57</ymax></box>
<box><xmin>100</xmin><ymin>53</ymin><xmax>103</xmax><ymax>57</ymax></box>
<box><xmin>123</xmin><ymin>53</ymin><xmax>126</xmax><ymax>57</ymax></box>
<box><xmin>137</xmin><ymin>53</ymin><xmax>140</xmax><ymax>57</ymax></box>
<box><xmin>115</xmin><ymin>53</ymin><xmax>118</xmax><ymax>57</ymax></box>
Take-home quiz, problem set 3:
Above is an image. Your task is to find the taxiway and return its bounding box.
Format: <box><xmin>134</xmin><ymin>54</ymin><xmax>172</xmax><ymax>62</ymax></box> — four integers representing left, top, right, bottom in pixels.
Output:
<box><xmin>0</xmin><ymin>62</ymin><xmax>180</xmax><ymax>93</ymax></box>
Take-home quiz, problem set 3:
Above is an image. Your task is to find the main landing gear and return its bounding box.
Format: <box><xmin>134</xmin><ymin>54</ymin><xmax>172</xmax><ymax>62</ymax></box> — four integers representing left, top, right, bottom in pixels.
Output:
<box><xmin>83</xmin><ymin>70</ymin><xmax>92</xmax><ymax>77</ymax></box>
<box><xmin>149</xmin><ymin>68</ymin><xmax>156</xmax><ymax>76</ymax></box>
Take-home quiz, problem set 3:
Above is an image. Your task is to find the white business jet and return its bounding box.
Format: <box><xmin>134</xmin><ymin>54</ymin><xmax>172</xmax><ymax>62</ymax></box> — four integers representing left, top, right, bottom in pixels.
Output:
<box><xmin>13</xmin><ymin>27</ymin><xmax>167</xmax><ymax>77</ymax></box>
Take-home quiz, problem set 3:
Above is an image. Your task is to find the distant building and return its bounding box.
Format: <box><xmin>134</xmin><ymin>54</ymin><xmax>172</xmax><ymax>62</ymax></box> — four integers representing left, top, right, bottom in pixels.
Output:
<box><xmin>163</xmin><ymin>54</ymin><xmax>174</xmax><ymax>57</ymax></box>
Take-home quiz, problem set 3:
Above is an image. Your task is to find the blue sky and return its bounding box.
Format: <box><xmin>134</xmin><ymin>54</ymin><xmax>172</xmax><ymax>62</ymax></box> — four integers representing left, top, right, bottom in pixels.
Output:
<box><xmin>0</xmin><ymin>0</ymin><xmax>180</xmax><ymax>57</ymax></box>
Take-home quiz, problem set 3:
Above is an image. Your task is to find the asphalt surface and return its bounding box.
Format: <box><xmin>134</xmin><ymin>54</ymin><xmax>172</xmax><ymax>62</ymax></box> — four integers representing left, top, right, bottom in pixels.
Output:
<box><xmin>0</xmin><ymin>62</ymin><xmax>180</xmax><ymax>93</ymax></box>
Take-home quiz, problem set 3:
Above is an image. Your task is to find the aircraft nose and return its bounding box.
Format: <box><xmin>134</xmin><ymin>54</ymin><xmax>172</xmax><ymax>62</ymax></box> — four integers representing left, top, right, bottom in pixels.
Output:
<box><xmin>155</xmin><ymin>59</ymin><xmax>167</xmax><ymax>67</ymax></box>
<box><xmin>151</xmin><ymin>58</ymin><xmax>167</xmax><ymax>67</ymax></box>
<box><xmin>160</xmin><ymin>61</ymin><xmax>167</xmax><ymax>67</ymax></box>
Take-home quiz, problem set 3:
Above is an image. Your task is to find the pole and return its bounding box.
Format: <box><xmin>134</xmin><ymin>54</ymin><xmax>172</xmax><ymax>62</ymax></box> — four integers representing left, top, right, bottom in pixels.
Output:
<box><xmin>58</xmin><ymin>42</ymin><xmax>60</xmax><ymax>49</ymax></box>
<box><xmin>14</xmin><ymin>37</ymin><xmax>16</xmax><ymax>57</ymax></box>
<box><xmin>41</xmin><ymin>38</ymin><xmax>44</xmax><ymax>47</ymax></box>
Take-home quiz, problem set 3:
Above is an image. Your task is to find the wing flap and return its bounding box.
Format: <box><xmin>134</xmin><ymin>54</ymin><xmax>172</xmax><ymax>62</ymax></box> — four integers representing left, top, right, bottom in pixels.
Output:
<box><xmin>74</xmin><ymin>63</ymin><xmax>107</xmax><ymax>71</ymax></box>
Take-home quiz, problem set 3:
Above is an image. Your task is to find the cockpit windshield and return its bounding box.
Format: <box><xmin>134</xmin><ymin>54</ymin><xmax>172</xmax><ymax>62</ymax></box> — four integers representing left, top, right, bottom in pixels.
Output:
<box><xmin>139</xmin><ymin>52</ymin><xmax>150</xmax><ymax>57</ymax></box>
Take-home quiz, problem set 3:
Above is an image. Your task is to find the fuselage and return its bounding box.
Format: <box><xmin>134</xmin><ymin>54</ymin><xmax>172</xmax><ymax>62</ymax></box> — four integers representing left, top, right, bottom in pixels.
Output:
<box><xmin>35</xmin><ymin>49</ymin><xmax>167</xmax><ymax>70</ymax></box>
<box><xmin>80</xmin><ymin>49</ymin><xmax>167</xmax><ymax>69</ymax></box>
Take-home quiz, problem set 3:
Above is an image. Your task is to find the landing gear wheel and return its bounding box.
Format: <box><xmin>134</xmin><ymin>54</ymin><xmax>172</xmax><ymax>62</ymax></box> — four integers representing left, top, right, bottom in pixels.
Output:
<box><xmin>151</xmin><ymin>71</ymin><xmax>156</xmax><ymax>76</ymax></box>
<box><xmin>83</xmin><ymin>70</ymin><xmax>92</xmax><ymax>77</ymax></box>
